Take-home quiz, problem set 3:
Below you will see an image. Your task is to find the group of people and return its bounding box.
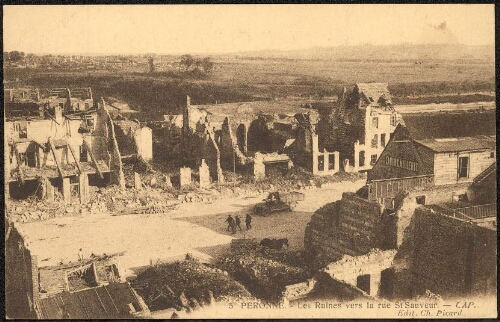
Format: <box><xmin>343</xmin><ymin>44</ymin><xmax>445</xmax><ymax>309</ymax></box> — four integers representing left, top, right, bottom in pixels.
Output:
<box><xmin>225</xmin><ymin>214</ymin><xmax>252</xmax><ymax>234</ymax></box>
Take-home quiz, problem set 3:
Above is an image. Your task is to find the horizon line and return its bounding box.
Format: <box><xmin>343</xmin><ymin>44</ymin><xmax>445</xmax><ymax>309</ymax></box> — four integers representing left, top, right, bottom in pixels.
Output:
<box><xmin>5</xmin><ymin>42</ymin><xmax>494</xmax><ymax>57</ymax></box>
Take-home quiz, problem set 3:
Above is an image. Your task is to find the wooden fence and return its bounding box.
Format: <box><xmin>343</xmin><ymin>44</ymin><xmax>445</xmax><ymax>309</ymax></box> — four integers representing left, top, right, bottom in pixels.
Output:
<box><xmin>454</xmin><ymin>204</ymin><xmax>496</xmax><ymax>220</ymax></box>
<box><xmin>368</xmin><ymin>175</ymin><xmax>434</xmax><ymax>200</ymax></box>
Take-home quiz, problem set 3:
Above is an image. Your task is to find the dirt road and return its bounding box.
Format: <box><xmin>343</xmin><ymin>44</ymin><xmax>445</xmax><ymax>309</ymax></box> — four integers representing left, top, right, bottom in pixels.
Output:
<box><xmin>16</xmin><ymin>179</ymin><xmax>365</xmax><ymax>278</ymax></box>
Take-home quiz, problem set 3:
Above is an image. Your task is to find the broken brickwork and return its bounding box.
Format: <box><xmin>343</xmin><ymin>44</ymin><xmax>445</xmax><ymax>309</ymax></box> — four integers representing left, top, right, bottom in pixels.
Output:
<box><xmin>304</xmin><ymin>193</ymin><xmax>393</xmax><ymax>262</ymax></box>
<box><xmin>393</xmin><ymin>207</ymin><xmax>497</xmax><ymax>298</ymax></box>
<box><xmin>5</xmin><ymin>92</ymin><xmax>124</xmax><ymax>206</ymax></box>
<box><xmin>323</xmin><ymin>249</ymin><xmax>397</xmax><ymax>298</ymax></box>
<box><xmin>5</xmin><ymin>223</ymin><xmax>38</xmax><ymax>319</ymax></box>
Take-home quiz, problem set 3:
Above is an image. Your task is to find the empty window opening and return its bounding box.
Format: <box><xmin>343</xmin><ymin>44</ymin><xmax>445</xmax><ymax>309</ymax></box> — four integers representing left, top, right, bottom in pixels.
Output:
<box><xmin>328</xmin><ymin>154</ymin><xmax>335</xmax><ymax>170</ymax></box>
<box><xmin>416</xmin><ymin>195</ymin><xmax>426</xmax><ymax>205</ymax></box>
<box><xmin>359</xmin><ymin>151</ymin><xmax>365</xmax><ymax>167</ymax></box>
<box><xmin>18</xmin><ymin>122</ymin><xmax>28</xmax><ymax>139</ymax></box>
<box><xmin>86</xmin><ymin>117</ymin><xmax>94</xmax><ymax>129</ymax></box>
<box><xmin>79</xmin><ymin>146</ymin><xmax>88</xmax><ymax>162</ymax></box>
<box><xmin>356</xmin><ymin>274</ymin><xmax>371</xmax><ymax>294</ymax></box>
<box><xmin>26</xmin><ymin>151</ymin><xmax>37</xmax><ymax>167</ymax></box>
<box><xmin>390</xmin><ymin>114</ymin><xmax>397</xmax><ymax>126</ymax></box>
<box><xmin>318</xmin><ymin>155</ymin><xmax>325</xmax><ymax>171</ymax></box>
<box><xmin>9</xmin><ymin>180</ymin><xmax>39</xmax><ymax>200</ymax></box>
<box><xmin>380</xmin><ymin>268</ymin><xmax>395</xmax><ymax>300</ymax></box>
<box><xmin>381</xmin><ymin>133</ymin><xmax>386</xmax><ymax>147</ymax></box>
<box><xmin>371</xmin><ymin>134</ymin><xmax>378</xmax><ymax>148</ymax></box>
<box><xmin>18</xmin><ymin>152</ymin><xmax>28</xmax><ymax>166</ymax></box>
<box><xmin>458</xmin><ymin>156</ymin><xmax>469</xmax><ymax>178</ymax></box>
<box><xmin>69</xmin><ymin>176</ymin><xmax>80</xmax><ymax>204</ymax></box>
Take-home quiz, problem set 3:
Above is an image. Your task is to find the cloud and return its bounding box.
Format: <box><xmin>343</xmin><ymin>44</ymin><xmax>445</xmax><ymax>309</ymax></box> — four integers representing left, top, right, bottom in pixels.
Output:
<box><xmin>418</xmin><ymin>21</ymin><xmax>459</xmax><ymax>45</ymax></box>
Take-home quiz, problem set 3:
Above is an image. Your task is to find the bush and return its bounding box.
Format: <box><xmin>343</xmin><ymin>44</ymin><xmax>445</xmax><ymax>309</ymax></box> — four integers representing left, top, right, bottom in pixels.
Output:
<box><xmin>132</xmin><ymin>260</ymin><xmax>250</xmax><ymax>311</ymax></box>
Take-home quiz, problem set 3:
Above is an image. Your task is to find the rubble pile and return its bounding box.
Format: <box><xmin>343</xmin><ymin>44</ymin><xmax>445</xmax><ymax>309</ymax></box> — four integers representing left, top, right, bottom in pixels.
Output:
<box><xmin>237</xmin><ymin>167</ymin><xmax>366</xmax><ymax>193</ymax></box>
<box><xmin>217</xmin><ymin>253</ymin><xmax>311</xmax><ymax>303</ymax></box>
<box><xmin>131</xmin><ymin>260</ymin><xmax>250</xmax><ymax>312</ymax></box>
<box><xmin>98</xmin><ymin>185</ymin><xmax>178</xmax><ymax>215</ymax></box>
<box><xmin>7</xmin><ymin>193</ymin><xmax>78</xmax><ymax>223</ymax></box>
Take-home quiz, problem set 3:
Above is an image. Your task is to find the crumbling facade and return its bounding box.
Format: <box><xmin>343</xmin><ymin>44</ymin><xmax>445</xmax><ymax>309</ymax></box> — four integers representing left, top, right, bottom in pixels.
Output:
<box><xmin>113</xmin><ymin>119</ymin><xmax>153</xmax><ymax>161</ymax></box>
<box><xmin>5</xmin><ymin>89</ymin><xmax>125</xmax><ymax>205</ymax></box>
<box><xmin>293</xmin><ymin>112</ymin><xmax>340</xmax><ymax>175</ymax></box>
<box><xmin>318</xmin><ymin>83</ymin><xmax>402</xmax><ymax>172</ymax></box>
<box><xmin>393</xmin><ymin>206</ymin><xmax>496</xmax><ymax>298</ymax></box>
<box><xmin>163</xmin><ymin>96</ymin><xmax>340</xmax><ymax>182</ymax></box>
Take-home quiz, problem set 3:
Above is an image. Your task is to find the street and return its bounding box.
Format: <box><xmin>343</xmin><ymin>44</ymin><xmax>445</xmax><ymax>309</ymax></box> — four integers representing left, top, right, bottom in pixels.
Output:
<box><xmin>16</xmin><ymin>180</ymin><xmax>365</xmax><ymax>278</ymax></box>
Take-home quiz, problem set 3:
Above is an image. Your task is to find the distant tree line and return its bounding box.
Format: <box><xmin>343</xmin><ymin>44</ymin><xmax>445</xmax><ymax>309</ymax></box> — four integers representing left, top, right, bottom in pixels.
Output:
<box><xmin>5</xmin><ymin>51</ymin><xmax>26</xmax><ymax>62</ymax></box>
<box><xmin>180</xmin><ymin>54</ymin><xmax>214</xmax><ymax>74</ymax></box>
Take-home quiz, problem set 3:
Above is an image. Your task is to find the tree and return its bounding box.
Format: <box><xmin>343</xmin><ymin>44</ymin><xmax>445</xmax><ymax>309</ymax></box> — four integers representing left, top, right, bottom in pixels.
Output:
<box><xmin>180</xmin><ymin>54</ymin><xmax>195</xmax><ymax>70</ymax></box>
<box><xmin>9</xmin><ymin>51</ymin><xmax>25</xmax><ymax>62</ymax></box>
<box><xmin>148</xmin><ymin>57</ymin><xmax>155</xmax><ymax>73</ymax></box>
<box><xmin>201</xmin><ymin>57</ymin><xmax>214</xmax><ymax>73</ymax></box>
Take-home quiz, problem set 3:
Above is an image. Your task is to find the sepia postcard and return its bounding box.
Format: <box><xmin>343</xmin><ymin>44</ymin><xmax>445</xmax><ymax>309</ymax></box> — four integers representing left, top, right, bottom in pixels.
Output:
<box><xmin>3</xmin><ymin>4</ymin><xmax>497</xmax><ymax>319</ymax></box>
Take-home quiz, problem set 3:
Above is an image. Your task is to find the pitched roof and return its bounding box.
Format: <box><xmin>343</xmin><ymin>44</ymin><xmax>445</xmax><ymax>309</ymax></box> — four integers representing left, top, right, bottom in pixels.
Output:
<box><xmin>415</xmin><ymin>135</ymin><xmax>496</xmax><ymax>153</ymax></box>
<box><xmin>37</xmin><ymin>283</ymin><xmax>144</xmax><ymax>319</ymax></box>
<box><xmin>356</xmin><ymin>83</ymin><xmax>392</xmax><ymax>105</ymax></box>
<box><xmin>401</xmin><ymin>110</ymin><xmax>496</xmax><ymax>140</ymax></box>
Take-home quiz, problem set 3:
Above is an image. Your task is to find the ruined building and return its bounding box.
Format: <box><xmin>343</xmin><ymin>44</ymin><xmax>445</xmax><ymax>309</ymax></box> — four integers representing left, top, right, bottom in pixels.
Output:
<box><xmin>162</xmin><ymin>97</ymin><xmax>340</xmax><ymax>183</ymax></box>
<box><xmin>5</xmin><ymin>88</ymin><xmax>125</xmax><ymax>205</ymax></box>
<box><xmin>318</xmin><ymin>83</ymin><xmax>402</xmax><ymax>172</ymax></box>
<box><xmin>6</xmin><ymin>223</ymin><xmax>148</xmax><ymax>319</ymax></box>
<box><xmin>305</xmin><ymin>109</ymin><xmax>496</xmax><ymax>299</ymax></box>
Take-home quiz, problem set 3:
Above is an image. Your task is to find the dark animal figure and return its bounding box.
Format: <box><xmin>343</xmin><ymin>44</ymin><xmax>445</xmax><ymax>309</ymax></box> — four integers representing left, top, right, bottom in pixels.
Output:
<box><xmin>260</xmin><ymin>238</ymin><xmax>289</xmax><ymax>250</ymax></box>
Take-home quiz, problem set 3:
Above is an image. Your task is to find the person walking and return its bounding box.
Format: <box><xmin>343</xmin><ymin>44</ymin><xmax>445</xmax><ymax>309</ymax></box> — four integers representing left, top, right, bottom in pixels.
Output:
<box><xmin>225</xmin><ymin>215</ymin><xmax>234</xmax><ymax>232</ymax></box>
<box><xmin>230</xmin><ymin>220</ymin><xmax>236</xmax><ymax>234</ymax></box>
<box><xmin>235</xmin><ymin>215</ymin><xmax>242</xmax><ymax>231</ymax></box>
<box><xmin>245</xmin><ymin>214</ymin><xmax>252</xmax><ymax>230</ymax></box>
<box><xmin>78</xmin><ymin>248</ymin><xmax>84</xmax><ymax>262</ymax></box>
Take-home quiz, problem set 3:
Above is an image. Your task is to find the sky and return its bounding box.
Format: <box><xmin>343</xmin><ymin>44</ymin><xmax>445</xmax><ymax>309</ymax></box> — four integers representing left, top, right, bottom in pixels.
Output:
<box><xmin>3</xmin><ymin>4</ymin><xmax>495</xmax><ymax>55</ymax></box>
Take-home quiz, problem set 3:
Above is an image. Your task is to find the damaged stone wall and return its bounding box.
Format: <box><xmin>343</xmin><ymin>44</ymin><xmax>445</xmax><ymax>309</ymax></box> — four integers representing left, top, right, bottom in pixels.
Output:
<box><xmin>305</xmin><ymin>193</ymin><xmax>391</xmax><ymax>263</ymax></box>
<box><xmin>283</xmin><ymin>272</ymin><xmax>374</xmax><ymax>305</ymax></box>
<box><xmin>95</xmin><ymin>100</ymin><xmax>125</xmax><ymax>188</ymax></box>
<box><xmin>393</xmin><ymin>207</ymin><xmax>497</xmax><ymax>298</ymax></box>
<box><xmin>219</xmin><ymin>118</ymin><xmax>251</xmax><ymax>169</ymax></box>
<box><xmin>5</xmin><ymin>223</ymin><xmax>39</xmax><ymax>319</ymax></box>
<box><xmin>304</xmin><ymin>193</ymin><xmax>398</xmax><ymax>261</ymax></box>
<box><xmin>113</xmin><ymin>120</ymin><xmax>152</xmax><ymax>161</ymax></box>
<box><xmin>323</xmin><ymin>249</ymin><xmax>397</xmax><ymax>298</ymax></box>
<box><xmin>113</xmin><ymin>119</ymin><xmax>141</xmax><ymax>156</ymax></box>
